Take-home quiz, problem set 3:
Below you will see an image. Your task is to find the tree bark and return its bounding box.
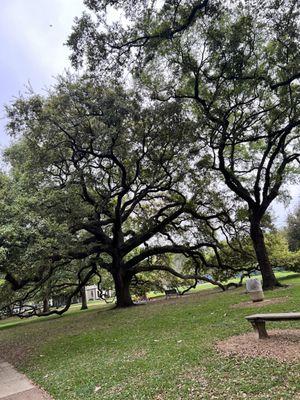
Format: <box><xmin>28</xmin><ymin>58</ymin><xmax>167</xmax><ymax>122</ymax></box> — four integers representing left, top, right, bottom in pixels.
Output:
<box><xmin>43</xmin><ymin>296</ymin><xmax>50</xmax><ymax>313</ymax></box>
<box><xmin>113</xmin><ymin>271</ymin><xmax>134</xmax><ymax>308</ymax></box>
<box><xmin>80</xmin><ymin>286</ymin><xmax>88</xmax><ymax>310</ymax></box>
<box><xmin>249</xmin><ymin>218</ymin><xmax>280</xmax><ymax>289</ymax></box>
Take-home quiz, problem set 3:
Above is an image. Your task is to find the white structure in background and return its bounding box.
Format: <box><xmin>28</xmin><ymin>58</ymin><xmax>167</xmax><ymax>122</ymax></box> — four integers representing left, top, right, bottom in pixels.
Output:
<box><xmin>85</xmin><ymin>285</ymin><xmax>113</xmax><ymax>301</ymax></box>
<box><xmin>85</xmin><ymin>285</ymin><xmax>101</xmax><ymax>301</ymax></box>
<box><xmin>246</xmin><ymin>278</ymin><xmax>264</xmax><ymax>302</ymax></box>
<box><xmin>51</xmin><ymin>285</ymin><xmax>114</xmax><ymax>308</ymax></box>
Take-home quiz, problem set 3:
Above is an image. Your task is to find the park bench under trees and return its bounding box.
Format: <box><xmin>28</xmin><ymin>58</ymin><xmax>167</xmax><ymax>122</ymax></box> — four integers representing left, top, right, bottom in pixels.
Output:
<box><xmin>246</xmin><ymin>313</ymin><xmax>300</xmax><ymax>339</ymax></box>
<box><xmin>165</xmin><ymin>289</ymin><xmax>178</xmax><ymax>299</ymax></box>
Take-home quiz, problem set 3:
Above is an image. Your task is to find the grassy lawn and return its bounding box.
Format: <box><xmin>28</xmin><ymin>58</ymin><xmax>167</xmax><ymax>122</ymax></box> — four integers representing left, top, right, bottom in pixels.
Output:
<box><xmin>0</xmin><ymin>273</ymin><xmax>300</xmax><ymax>399</ymax></box>
<box><xmin>0</xmin><ymin>300</ymin><xmax>111</xmax><ymax>329</ymax></box>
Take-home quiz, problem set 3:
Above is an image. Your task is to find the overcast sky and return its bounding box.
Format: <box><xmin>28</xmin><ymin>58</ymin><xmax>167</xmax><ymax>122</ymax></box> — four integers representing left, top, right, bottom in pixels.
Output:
<box><xmin>0</xmin><ymin>0</ymin><xmax>299</xmax><ymax>226</ymax></box>
<box><xmin>0</xmin><ymin>0</ymin><xmax>85</xmax><ymax>146</ymax></box>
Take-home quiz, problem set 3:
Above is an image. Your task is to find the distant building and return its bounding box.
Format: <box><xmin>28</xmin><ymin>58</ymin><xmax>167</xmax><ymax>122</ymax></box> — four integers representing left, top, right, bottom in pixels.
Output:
<box><xmin>85</xmin><ymin>285</ymin><xmax>101</xmax><ymax>301</ymax></box>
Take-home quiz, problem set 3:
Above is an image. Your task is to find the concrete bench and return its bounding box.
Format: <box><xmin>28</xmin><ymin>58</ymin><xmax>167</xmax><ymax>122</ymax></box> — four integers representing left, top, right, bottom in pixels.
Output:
<box><xmin>245</xmin><ymin>312</ymin><xmax>300</xmax><ymax>339</ymax></box>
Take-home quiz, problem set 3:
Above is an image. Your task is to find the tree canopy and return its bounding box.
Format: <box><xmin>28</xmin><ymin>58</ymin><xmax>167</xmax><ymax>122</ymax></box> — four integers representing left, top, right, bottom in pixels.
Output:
<box><xmin>1</xmin><ymin>0</ymin><xmax>299</xmax><ymax>316</ymax></box>
<box><xmin>1</xmin><ymin>76</ymin><xmax>240</xmax><ymax>314</ymax></box>
<box><xmin>68</xmin><ymin>0</ymin><xmax>300</xmax><ymax>289</ymax></box>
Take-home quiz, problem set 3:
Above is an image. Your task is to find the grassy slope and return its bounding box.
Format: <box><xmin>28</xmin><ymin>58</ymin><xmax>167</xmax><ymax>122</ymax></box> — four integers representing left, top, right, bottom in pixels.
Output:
<box><xmin>0</xmin><ymin>273</ymin><xmax>300</xmax><ymax>399</ymax></box>
<box><xmin>0</xmin><ymin>271</ymin><xmax>293</xmax><ymax>330</ymax></box>
<box><xmin>0</xmin><ymin>300</ymin><xmax>111</xmax><ymax>329</ymax></box>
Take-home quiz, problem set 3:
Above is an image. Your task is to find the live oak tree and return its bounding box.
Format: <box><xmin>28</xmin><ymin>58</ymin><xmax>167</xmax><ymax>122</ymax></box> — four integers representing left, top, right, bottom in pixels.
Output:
<box><xmin>68</xmin><ymin>0</ymin><xmax>300</xmax><ymax>289</ymax></box>
<box><xmin>0</xmin><ymin>165</ymin><xmax>98</xmax><ymax>316</ymax></box>
<box><xmin>3</xmin><ymin>77</ymin><xmax>233</xmax><ymax>312</ymax></box>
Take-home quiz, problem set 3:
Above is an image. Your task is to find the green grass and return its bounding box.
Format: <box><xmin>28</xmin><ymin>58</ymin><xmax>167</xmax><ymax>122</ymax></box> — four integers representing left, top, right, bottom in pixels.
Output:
<box><xmin>0</xmin><ymin>300</ymin><xmax>111</xmax><ymax>329</ymax></box>
<box><xmin>1</xmin><ymin>270</ymin><xmax>295</xmax><ymax>330</ymax></box>
<box><xmin>150</xmin><ymin>270</ymin><xmax>298</xmax><ymax>296</ymax></box>
<box><xmin>1</xmin><ymin>272</ymin><xmax>300</xmax><ymax>399</ymax></box>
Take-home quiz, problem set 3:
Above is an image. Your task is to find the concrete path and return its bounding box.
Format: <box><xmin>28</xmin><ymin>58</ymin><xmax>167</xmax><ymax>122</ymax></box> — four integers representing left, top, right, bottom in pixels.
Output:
<box><xmin>0</xmin><ymin>360</ymin><xmax>52</xmax><ymax>400</ymax></box>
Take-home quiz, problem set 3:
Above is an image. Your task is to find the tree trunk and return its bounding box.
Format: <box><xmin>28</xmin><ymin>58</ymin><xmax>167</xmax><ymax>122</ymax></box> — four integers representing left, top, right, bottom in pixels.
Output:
<box><xmin>250</xmin><ymin>218</ymin><xmax>280</xmax><ymax>289</ymax></box>
<box><xmin>80</xmin><ymin>286</ymin><xmax>88</xmax><ymax>310</ymax></box>
<box><xmin>43</xmin><ymin>296</ymin><xmax>50</xmax><ymax>313</ymax></box>
<box><xmin>113</xmin><ymin>271</ymin><xmax>134</xmax><ymax>308</ymax></box>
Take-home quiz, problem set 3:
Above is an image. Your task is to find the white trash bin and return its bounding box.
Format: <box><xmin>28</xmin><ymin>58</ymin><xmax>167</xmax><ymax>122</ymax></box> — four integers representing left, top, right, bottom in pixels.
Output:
<box><xmin>246</xmin><ymin>278</ymin><xmax>264</xmax><ymax>302</ymax></box>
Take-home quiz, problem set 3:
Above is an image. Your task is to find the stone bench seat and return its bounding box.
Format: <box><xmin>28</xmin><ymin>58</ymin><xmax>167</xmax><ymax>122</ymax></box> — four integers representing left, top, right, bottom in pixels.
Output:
<box><xmin>245</xmin><ymin>312</ymin><xmax>300</xmax><ymax>339</ymax></box>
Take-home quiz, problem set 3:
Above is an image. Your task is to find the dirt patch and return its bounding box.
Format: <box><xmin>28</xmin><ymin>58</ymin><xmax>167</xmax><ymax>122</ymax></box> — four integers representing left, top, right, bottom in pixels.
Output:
<box><xmin>230</xmin><ymin>296</ymin><xmax>289</xmax><ymax>309</ymax></box>
<box><xmin>216</xmin><ymin>329</ymin><xmax>300</xmax><ymax>362</ymax></box>
<box><xmin>0</xmin><ymin>342</ymin><xmax>34</xmax><ymax>366</ymax></box>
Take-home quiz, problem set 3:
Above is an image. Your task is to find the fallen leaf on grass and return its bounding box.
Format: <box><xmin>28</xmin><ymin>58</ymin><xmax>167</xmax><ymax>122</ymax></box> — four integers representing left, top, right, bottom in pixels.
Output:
<box><xmin>94</xmin><ymin>385</ymin><xmax>101</xmax><ymax>393</ymax></box>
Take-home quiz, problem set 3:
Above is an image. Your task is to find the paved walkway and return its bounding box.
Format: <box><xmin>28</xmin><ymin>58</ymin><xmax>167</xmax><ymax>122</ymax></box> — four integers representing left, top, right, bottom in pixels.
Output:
<box><xmin>0</xmin><ymin>360</ymin><xmax>52</xmax><ymax>400</ymax></box>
